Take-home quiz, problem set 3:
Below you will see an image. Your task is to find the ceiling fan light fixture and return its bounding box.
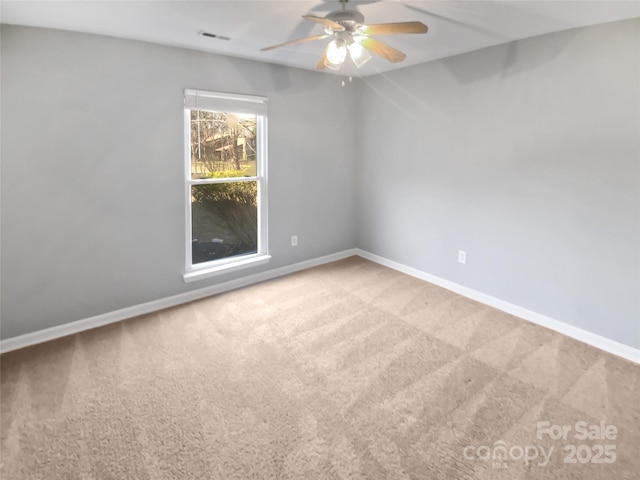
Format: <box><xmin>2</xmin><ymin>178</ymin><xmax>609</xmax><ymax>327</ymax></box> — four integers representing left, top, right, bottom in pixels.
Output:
<box><xmin>348</xmin><ymin>39</ymin><xmax>372</xmax><ymax>68</ymax></box>
<box><xmin>261</xmin><ymin>2</ymin><xmax>428</xmax><ymax>71</ymax></box>
<box><xmin>325</xmin><ymin>39</ymin><xmax>347</xmax><ymax>68</ymax></box>
<box><xmin>323</xmin><ymin>57</ymin><xmax>342</xmax><ymax>70</ymax></box>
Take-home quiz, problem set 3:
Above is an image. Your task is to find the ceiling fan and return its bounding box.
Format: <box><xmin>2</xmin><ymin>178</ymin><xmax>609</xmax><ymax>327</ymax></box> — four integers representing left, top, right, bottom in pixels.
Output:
<box><xmin>261</xmin><ymin>0</ymin><xmax>428</xmax><ymax>70</ymax></box>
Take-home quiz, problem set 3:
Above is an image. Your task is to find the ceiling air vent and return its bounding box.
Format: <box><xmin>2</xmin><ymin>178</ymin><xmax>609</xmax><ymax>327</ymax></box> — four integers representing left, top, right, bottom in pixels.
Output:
<box><xmin>198</xmin><ymin>31</ymin><xmax>231</xmax><ymax>41</ymax></box>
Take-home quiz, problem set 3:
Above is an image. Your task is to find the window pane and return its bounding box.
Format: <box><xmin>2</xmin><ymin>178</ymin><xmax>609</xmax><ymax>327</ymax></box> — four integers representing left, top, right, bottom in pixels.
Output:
<box><xmin>190</xmin><ymin>110</ymin><xmax>257</xmax><ymax>179</ymax></box>
<box><xmin>191</xmin><ymin>182</ymin><xmax>258</xmax><ymax>265</ymax></box>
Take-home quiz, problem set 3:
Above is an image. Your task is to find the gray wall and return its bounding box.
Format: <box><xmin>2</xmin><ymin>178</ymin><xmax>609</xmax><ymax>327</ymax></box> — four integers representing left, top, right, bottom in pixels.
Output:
<box><xmin>356</xmin><ymin>19</ymin><xmax>640</xmax><ymax>349</ymax></box>
<box><xmin>1</xmin><ymin>25</ymin><xmax>357</xmax><ymax>339</ymax></box>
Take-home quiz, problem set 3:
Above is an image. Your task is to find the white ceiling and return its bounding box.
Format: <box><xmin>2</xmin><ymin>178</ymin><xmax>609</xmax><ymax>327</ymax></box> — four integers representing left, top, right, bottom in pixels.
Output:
<box><xmin>1</xmin><ymin>0</ymin><xmax>639</xmax><ymax>77</ymax></box>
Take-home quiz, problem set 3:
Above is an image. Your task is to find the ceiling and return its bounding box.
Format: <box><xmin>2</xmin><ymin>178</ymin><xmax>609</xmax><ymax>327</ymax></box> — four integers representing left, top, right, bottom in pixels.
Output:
<box><xmin>1</xmin><ymin>0</ymin><xmax>638</xmax><ymax>77</ymax></box>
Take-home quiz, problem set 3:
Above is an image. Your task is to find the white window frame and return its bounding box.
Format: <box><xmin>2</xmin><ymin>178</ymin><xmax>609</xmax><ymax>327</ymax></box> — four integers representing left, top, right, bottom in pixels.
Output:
<box><xmin>183</xmin><ymin>89</ymin><xmax>270</xmax><ymax>283</ymax></box>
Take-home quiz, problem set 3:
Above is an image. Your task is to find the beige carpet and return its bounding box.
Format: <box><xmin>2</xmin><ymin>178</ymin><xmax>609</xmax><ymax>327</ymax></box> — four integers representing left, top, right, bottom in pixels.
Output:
<box><xmin>1</xmin><ymin>257</ymin><xmax>639</xmax><ymax>479</ymax></box>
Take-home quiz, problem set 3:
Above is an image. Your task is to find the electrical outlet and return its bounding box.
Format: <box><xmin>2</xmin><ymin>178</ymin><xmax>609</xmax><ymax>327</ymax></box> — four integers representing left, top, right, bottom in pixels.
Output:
<box><xmin>458</xmin><ymin>250</ymin><xmax>467</xmax><ymax>264</ymax></box>
<box><xmin>291</xmin><ymin>235</ymin><xmax>298</xmax><ymax>247</ymax></box>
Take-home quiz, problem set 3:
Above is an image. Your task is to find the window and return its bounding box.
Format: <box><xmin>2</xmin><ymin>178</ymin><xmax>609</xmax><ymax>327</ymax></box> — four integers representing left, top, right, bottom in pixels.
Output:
<box><xmin>183</xmin><ymin>89</ymin><xmax>269</xmax><ymax>282</ymax></box>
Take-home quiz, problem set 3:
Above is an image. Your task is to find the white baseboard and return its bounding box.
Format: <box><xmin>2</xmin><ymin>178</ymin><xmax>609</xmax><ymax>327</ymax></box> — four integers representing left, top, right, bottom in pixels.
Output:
<box><xmin>0</xmin><ymin>249</ymin><xmax>358</xmax><ymax>354</ymax></box>
<box><xmin>4</xmin><ymin>247</ymin><xmax>638</xmax><ymax>365</ymax></box>
<box><xmin>355</xmin><ymin>249</ymin><xmax>640</xmax><ymax>365</ymax></box>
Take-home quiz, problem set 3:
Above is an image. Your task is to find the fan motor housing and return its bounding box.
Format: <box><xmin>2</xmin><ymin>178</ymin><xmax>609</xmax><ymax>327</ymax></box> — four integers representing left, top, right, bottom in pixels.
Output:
<box><xmin>326</xmin><ymin>10</ymin><xmax>364</xmax><ymax>28</ymax></box>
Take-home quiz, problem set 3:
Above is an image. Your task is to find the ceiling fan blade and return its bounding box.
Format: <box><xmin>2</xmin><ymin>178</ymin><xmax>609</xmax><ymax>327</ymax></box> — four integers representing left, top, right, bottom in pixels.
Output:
<box><xmin>359</xmin><ymin>37</ymin><xmax>406</xmax><ymax>63</ymax></box>
<box><xmin>303</xmin><ymin>15</ymin><xmax>345</xmax><ymax>32</ymax></box>
<box><xmin>316</xmin><ymin>46</ymin><xmax>329</xmax><ymax>70</ymax></box>
<box><xmin>359</xmin><ymin>21</ymin><xmax>428</xmax><ymax>36</ymax></box>
<box><xmin>261</xmin><ymin>34</ymin><xmax>329</xmax><ymax>52</ymax></box>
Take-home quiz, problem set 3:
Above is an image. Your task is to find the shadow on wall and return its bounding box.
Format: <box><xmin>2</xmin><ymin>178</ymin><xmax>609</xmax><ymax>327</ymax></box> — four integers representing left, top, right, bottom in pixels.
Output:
<box><xmin>357</xmin><ymin>23</ymin><xmax>579</xmax><ymax>128</ymax></box>
<box><xmin>404</xmin><ymin>1</ymin><xmax>578</xmax><ymax>84</ymax></box>
<box><xmin>440</xmin><ymin>29</ymin><xmax>578</xmax><ymax>85</ymax></box>
<box><xmin>231</xmin><ymin>57</ymin><xmax>346</xmax><ymax>94</ymax></box>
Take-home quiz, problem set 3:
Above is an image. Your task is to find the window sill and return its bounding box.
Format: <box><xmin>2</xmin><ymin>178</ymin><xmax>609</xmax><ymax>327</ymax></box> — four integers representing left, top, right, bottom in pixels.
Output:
<box><xmin>183</xmin><ymin>254</ymin><xmax>271</xmax><ymax>283</ymax></box>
